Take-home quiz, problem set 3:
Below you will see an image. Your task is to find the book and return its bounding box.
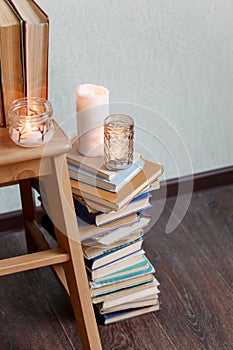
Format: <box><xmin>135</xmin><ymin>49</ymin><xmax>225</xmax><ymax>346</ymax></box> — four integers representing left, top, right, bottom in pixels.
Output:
<box><xmin>82</xmin><ymin>230</ymin><xmax>144</xmax><ymax>259</ymax></box>
<box><xmin>78</xmin><ymin>212</ymin><xmax>139</xmax><ymax>242</ymax></box>
<box><xmin>0</xmin><ymin>0</ymin><xmax>24</xmax><ymax>125</ymax></box>
<box><xmin>89</xmin><ymin>256</ymin><xmax>155</xmax><ymax>287</ymax></box>
<box><xmin>97</xmin><ymin>304</ymin><xmax>161</xmax><ymax>325</ymax></box>
<box><xmin>97</xmin><ymin>284</ymin><xmax>160</xmax><ymax>311</ymax></box>
<box><xmin>73</xmin><ymin>179</ymin><xmax>160</xmax><ymax>214</ymax></box>
<box><xmin>73</xmin><ymin>191</ymin><xmax>152</xmax><ymax>226</ymax></box>
<box><xmin>0</xmin><ymin>82</ymin><xmax>5</xmax><ymax>127</ymax></box>
<box><xmin>84</xmin><ymin>237</ymin><xmax>144</xmax><ymax>270</ymax></box>
<box><xmin>90</xmin><ymin>274</ymin><xmax>155</xmax><ymax>298</ymax></box>
<box><xmin>67</xmin><ymin>145</ymin><xmax>142</xmax><ymax>181</ymax></box>
<box><xmin>71</xmin><ymin>159</ymin><xmax>164</xmax><ymax>211</ymax></box>
<box><xmin>98</xmin><ymin>298</ymin><xmax>160</xmax><ymax>314</ymax></box>
<box><xmin>8</xmin><ymin>0</ymin><xmax>49</xmax><ymax>100</ymax></box>
<box><xmin>69</xmin><ymin>158</ymin><xmax>144</xmax><ymax>193</ymax></box>
<box><xmin>86</xmin><ymin>249</ymin><xmax>145</xmax><ymax>281</ymax></box>
<box><xmin>93</xmin><ymin>216</ymin><xmax>151</xmax><ymax>246</ymax></box>
<box><xmin>90</xmin><ymin>255</ymin><xmax>151</xmax><ymax>282</ymax></box>
<box><xmin>92</xmin><ymin>276</ymin><xmax>160</xmax><ymax>304</ymax></box>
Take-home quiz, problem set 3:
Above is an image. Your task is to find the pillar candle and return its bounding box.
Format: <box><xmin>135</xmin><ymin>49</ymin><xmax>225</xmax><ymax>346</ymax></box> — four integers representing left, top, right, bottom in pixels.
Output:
<box><xmin>76</xmin><ymin>84</ymin><xmax>109</xmax><ymax>157</ymax></box>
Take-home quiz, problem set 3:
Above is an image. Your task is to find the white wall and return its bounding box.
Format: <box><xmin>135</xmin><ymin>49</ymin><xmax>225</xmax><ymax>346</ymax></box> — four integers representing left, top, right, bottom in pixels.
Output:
<box><xmin>1</xmin><ymin>0</ymin><xmax>233</xmax><ymax>213</ymax></box>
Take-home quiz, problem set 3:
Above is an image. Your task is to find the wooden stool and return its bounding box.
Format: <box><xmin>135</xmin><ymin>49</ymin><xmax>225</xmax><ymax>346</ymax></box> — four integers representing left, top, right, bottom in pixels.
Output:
<box><xmin>0</xmin><ymin>123</ymin><xmax>102</xmax><ymax>350</ymax></box>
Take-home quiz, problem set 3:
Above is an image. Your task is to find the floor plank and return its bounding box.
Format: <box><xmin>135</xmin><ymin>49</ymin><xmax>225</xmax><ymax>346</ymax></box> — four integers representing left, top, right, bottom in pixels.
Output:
<box><xmin>0</xmin><ymin>184</ymin><xmax>232</xmax><ymax>349</ymax></box>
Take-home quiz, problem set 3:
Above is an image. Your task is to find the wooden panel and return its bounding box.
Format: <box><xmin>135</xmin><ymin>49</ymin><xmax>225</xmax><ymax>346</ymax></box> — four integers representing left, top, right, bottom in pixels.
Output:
<box><xmin>42</xmin><ymin>154</ymin><xmax>102</xmax><ymax>350</ymax></box>
<box><xmin>0</xmin><ymin>122</ymin><xmax>70</xmax><ymax>167</ymax></box>
<box><xmin>25</xmin><ymin>219</ymin><xmax>69</xmax><ymax>295</ymax></box>
<box><xmin>0</xmin><ymin>157</ymin><xmax>52</xmax><ymax>184</ymax></box>
<box><xmin>0</xmin><ymin>248</ymin><xmax>69</xmax><ymax>276</ymax></box>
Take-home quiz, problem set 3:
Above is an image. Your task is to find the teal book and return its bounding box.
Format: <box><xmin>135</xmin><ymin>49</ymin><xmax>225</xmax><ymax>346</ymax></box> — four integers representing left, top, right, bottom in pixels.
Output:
<box><xmin>68</xmin><ymin>158</ymin><xmax>144</xmax><ymax>192</ymax></box>
<box><xmin>89</xmin><ymin>256</ymin><xmax>155</xmax><ymax>288</ymax></box>
<box><xmin>92</xmin><ymin>276</ymin><xmax>159</xmax><ymax>304</ymax></box>
<box><xmin>90</xmin><ymin>274</ymin><xmax>155</xmax><ymax>297</ymax></box>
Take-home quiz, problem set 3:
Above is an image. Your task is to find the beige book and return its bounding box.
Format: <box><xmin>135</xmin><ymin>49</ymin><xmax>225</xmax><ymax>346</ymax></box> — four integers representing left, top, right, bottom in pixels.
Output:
<box><xmin>92</xmin><ymin>276</ymin><xmax>160</xmax><ymax>304</ymax></box>
<box><xmin>0</xmin><ymin>83</ymin><xmax>5</xmax><ymax>127</ymax></box>
<box><xmin>79</xmin><ymin>213</ymin><xmax>139</xmax><ymax>242</ymax></box>
<box><xmin>8</xmin><ymin>0</ymin><xmax>49</xmax><ymax>101</ymax></box>
<box><xmin>68</xmin><ymin>145</ymin><xmax>142</xmax><ymax>181</ymax></box>
<box><xmin>71</xmin><ymin>159</ymin><xmax>164</xmax><ymax>211</ymax></box>
<box><xmin>99</xmin><ymin>298</ymin><xmax>160</xmax><ymax>314</ymax></box>
<box><xmin>0</xmin><ymin>0</ymin><xmax>24</xmax><ymax>125</ymax></box>
<box><xmin>90</xmin><ymin>274</ymin><xmax>155</xmax><ymax>297</ymax></box>
<box><xmin>99</xmin><ymin>304</ymin><xmax>161</xmax><ymax>325</ymax></box>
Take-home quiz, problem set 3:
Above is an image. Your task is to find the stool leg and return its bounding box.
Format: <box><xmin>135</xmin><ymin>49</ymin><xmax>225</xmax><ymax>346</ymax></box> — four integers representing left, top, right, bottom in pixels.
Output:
<box><xmin>40</xmin><ymin>154</ymin><xmax>102</xmax><ymax>350</ymax></box>
<box><xmin>19</xmin><ymin>179</ymin><xmax>38</xmax><ymax>253</ymax></box>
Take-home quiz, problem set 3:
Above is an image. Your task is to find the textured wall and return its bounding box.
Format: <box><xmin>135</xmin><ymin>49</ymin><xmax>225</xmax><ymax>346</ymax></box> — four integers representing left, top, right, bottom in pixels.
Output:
<box><xmin>1</xmin><ymin>0</ymin><xmax>233</xmax><ymax>213</ymax></box>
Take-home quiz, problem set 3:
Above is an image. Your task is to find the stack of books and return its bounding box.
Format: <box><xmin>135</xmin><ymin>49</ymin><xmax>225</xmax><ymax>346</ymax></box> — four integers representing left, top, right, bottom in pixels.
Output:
<box><xmin>67</xmin><ymin>144</ymin><xmax>164</xmax><ymax>325</ymax></box>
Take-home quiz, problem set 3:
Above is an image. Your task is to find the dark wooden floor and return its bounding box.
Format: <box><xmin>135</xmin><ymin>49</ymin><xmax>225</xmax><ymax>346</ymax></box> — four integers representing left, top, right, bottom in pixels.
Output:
<box><xmin>0</xmin><ymin>184</ymin><xmax>232</xmax><ymax>350</ymax></box>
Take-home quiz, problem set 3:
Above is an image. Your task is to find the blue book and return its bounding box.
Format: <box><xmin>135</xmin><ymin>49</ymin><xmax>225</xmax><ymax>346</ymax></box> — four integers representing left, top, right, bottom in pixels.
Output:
<box><xmin>73</xmin><ymin>191</ymin><xmax>151</xmax><ymax>226</ymax></box>
<box><xmin>68</xmin><ymin>158</ymin><xmax>144</xmax><ymax>192</ymax></box>
<box><xmin>84</xmin><ymin>237</ymin><xmax>144</xmax><ymax>270</ymax></box>
<box><xmin>96</xmin><ymin>302</ymin><xmax>162</xmax><ymax>325</ymax></box>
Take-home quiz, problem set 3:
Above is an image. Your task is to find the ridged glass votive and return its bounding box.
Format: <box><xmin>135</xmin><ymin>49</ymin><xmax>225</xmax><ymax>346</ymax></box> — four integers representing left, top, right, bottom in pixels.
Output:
<box><xmin>104</xmin><ymin>114</ymin><xmax>134</xmax><ymax>170</ymax></box>
<box><xmin>8</xmin><ymin>97</ymin><xmax>54</xmax><ymax>147</ymax></box>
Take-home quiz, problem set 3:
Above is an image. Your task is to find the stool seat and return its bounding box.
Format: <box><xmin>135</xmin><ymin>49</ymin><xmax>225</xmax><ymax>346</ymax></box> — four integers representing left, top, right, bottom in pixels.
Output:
<box><xmin>0</xmin><ymin>123</ymin><xmax>102</xmax><ymax>350</ymax></box>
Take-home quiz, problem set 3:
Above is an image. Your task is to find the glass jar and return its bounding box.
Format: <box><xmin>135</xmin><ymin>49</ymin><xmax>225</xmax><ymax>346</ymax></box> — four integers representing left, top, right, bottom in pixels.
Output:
<box><xmin>8</xmin><ymin>97</ymin><xmax>54</xmax><ymax>147</ymax></box>
<box><xmin>104</xmin><ymin>114</ymin><xmax>134</xmax><ymax>170</ymax></box>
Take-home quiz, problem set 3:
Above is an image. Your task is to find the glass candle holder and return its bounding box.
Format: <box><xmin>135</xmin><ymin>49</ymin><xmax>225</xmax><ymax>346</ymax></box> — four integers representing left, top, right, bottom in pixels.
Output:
<box><xmin>8</xmin><ymin>97</ymin><xmax>54</xmax><ymax>147</ymax></box>
<box><xmin>104</xmin><ymin>114</ymin><xmax>134</xmax><ymax>170</ymax></box>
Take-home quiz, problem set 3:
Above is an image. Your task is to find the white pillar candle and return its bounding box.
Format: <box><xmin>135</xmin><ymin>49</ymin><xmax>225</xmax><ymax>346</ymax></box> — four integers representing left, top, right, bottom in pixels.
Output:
<box><xmin>76</xmin><ymin>84</ymin><xmax>109</xmax><ymax>157</ymax></box>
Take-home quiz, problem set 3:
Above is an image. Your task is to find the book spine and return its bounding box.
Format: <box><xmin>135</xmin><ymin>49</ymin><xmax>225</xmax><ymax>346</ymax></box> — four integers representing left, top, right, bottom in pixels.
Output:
<box><xmin>0</xmin><ymin>69</ymin><xmax>5</xmax><ymax>127</ymax></box>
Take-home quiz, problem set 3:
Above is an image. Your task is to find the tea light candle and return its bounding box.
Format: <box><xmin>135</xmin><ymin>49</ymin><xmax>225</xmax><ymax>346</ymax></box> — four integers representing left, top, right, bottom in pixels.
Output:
<box><xmin>8</xmin><ymin>97</ymin><xmax>54</xmax><ymax>147</ymax></box>
<box><xmin>76</xmin><ymin>84</ymin><xmax>109</xmax><ymax>157</ymax></box>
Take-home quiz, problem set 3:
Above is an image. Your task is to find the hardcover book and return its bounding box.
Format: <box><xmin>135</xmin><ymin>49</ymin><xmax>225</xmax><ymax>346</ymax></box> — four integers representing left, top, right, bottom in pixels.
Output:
<box><xmin>71</xmin><ymin>159</ymin><xmax>164</xmax><ymax>211</ymax></box>
<box><xmin>82</xmin><ymin>230</ymin><xmax>144</xmax><ymax>259</ymax></box>
<box><xmin>91</xmin><ymin>255</ymin><xmax>151</xmax><ymax>282</ymax></box>
<box><xmin>7</xmin><ymin>0</ymin><xmax>49</xmax><ymax>101</ymax></box>
<box><xmin>92</xmin><ymin>276</ymin><xmax>160</xmax><ymax>304</ymax></box>
<box><xmin>67</xmin><ymin>146</ymin><xmax>142</xmax><ymax>181</ymax></box>
<box><xmin>0</xmin><ymin>79</ymin><xmax>5</xmax><ymax>127</ymax></box>
<box><xmin>90</xmin><ymin>274</ymin><xmax>155</xmax><ymax>298</ymax></box>
<box><xmin>69</xmin><ymin>158</ymin><xmax>144</xmax><ymax>192</ymax></box>
<box><xmin>74</xmin><ymin>180</ymin><xmax>159</xmax><ymax>214</ymax></box>
<box><xmin>86</xmin><ymin>249</ymin><xmax>145</xmax><ymax>281</ymax></box>
<box><xmin>78</xmin><ymin>213</ymin><xmax>139</xmax><ymax>242</ymax></box>
<box><xmin>98</xmin><ymin>297</ymin><xmax>160</xmax><ymax>314</ymax></box>
<box><xmin>0</xmin><ymin>0</ymin><xmax>24</xmax><ymax>125</ymax></box>
<box><xmin>89</xmin><ymin>256</ymin><xmax>155</xmax><ymax>287</ymax></box>
<box><xmin>73</xmin><ymin>191</ymin><xmax>152</xmax><ymax>226</ymax></box>
<box><xmin>84</xmin><ymin>237</ymin><xmax>144</xmax><ymax>270</ymax></box>
<box><xmin>97</xmin><ymin>284</ymin><xmax>160</xmax><ymax>311</ymax></box>
<box><xmin>97</xmin><ymin>304</ymin><xmax>161</xmax><ymax>325</ymax></box>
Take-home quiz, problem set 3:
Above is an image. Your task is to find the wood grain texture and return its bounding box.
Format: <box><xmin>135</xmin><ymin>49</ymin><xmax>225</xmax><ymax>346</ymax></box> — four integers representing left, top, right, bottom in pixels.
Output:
<box><xmin>0</xmin><ymin>122</ymin><xmax>102</xmax><ymax>349</ymax></box>
<box><xmin>0</xmin><ymin>185</ymin><xmax>232</xmax><ymax>349</ymax></box>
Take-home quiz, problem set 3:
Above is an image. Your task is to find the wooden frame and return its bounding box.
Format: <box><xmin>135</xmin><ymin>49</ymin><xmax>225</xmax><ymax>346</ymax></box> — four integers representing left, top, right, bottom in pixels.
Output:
<box><xmin>0</xmin><ymin>124</ymin><xmax>102</xmax><ymax>350</ymax></box>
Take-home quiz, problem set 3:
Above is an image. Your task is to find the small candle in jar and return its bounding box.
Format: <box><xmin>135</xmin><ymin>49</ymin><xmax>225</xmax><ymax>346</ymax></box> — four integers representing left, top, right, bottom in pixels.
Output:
<box><xmin>8</xmin><ymin>97</ymin><xmax>54</xmax><ymax>147</ymax></box>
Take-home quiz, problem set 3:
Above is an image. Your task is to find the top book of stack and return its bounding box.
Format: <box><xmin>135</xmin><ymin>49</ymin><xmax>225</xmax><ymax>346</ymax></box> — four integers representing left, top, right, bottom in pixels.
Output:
<box><xmin>67</xmin><ymin>146</ymin><xmax>144</xmax><ymax>181</ymax></box>
<box><xmin>0</xmin><ymin>0</ymin><xmax>49</xmax><ymax>125</ymax></box>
